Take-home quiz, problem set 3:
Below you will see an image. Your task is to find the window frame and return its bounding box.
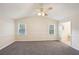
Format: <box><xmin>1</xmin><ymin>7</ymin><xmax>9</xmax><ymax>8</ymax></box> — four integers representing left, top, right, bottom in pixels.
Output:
<box><xmin>48</xmin><ymin>24</ymin><xmax>55</xmax><ymax>35</ymax></box>
<box><xmin>17</xmin><ymin>23</ymin><xmax>26</xmax><ymax>36</ymax></box>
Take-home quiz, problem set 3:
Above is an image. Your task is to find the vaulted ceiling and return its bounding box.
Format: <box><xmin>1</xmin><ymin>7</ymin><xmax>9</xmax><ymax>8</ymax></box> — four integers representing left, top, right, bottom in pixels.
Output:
<box><xmin>0</xmin><ymin>3</ymin><xmax>79</xmax><ymax>20</ymax></box>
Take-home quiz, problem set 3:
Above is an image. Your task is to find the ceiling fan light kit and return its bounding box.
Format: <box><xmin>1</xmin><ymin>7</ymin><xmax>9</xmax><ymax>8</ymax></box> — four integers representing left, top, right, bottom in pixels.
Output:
<box><xmin>36</xmin><ymin>4</ymin><xmax>53</xmax><ymax>16</ymax></box>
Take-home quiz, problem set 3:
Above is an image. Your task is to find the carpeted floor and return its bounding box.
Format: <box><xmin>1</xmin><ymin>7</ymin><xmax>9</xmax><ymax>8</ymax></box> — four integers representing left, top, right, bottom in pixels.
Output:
<box><xmin>0</xmin><ymin>40</ymin><xmax>79</xmax><ymax>55</ymax></box>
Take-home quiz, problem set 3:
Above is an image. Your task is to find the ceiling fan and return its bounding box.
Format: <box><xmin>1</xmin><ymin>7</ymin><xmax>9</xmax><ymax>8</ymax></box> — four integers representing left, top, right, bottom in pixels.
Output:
<box><xmin>35</xmin><ymin>3</ymin><xmax>53</xmax><ymax>16</ymax></box>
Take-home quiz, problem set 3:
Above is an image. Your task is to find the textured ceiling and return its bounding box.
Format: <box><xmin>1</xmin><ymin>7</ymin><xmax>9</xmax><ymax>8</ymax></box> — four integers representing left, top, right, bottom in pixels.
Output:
<box><xmin>0</xmin><ymin>3</ymin><xmax>79</xmax><ymax>20</ymax></box>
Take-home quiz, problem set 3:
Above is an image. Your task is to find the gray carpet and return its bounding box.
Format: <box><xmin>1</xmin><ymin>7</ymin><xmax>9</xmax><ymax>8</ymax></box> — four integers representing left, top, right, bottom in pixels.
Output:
<box><xmin>0</xmin><ymin>40</ymin><xmax>79</xmax><ymax>55</ymax></box>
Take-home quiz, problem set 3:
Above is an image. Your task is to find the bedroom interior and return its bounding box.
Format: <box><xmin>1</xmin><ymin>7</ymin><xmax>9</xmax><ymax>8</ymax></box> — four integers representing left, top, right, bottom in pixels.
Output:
<box><xmin>0</xmin><ymin>3</ymin><xmax>79</xmax><ymax>55</ymax></box>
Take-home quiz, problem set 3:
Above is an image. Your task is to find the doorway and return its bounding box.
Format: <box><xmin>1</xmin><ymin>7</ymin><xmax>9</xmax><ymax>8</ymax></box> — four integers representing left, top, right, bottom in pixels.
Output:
<box><xmin>59</xmin><ymin>21</ymin><xmax>71</xmax><ymax>45</ymax></box>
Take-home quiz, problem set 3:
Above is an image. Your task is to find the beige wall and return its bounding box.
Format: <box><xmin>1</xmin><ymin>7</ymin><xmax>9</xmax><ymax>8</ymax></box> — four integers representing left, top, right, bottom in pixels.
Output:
<box><xmin>71</xmin><ymin>16</ymin><xmax>79</xmax><ymax>50</ymax></box>
<box><xmin>15</xmin><ymin>16</ymin><xmax>59</xmax><ymax>41</ymax></box>
<box><xmin>0</xmin><ymin>19</ymin><xmax>15</xmax><ymax>50</ymax></box>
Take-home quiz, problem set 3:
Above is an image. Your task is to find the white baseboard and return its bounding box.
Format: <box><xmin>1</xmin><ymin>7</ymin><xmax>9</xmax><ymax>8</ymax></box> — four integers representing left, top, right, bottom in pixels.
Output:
<box><xmin>0</xmin><ymin>41</ymin><xmax>15</xmax><ymax>50</ymax></box>
<box><xmin>16</xmin><ymin>39</ymin><xmax>59</xmax><ymax>41</ymax></box>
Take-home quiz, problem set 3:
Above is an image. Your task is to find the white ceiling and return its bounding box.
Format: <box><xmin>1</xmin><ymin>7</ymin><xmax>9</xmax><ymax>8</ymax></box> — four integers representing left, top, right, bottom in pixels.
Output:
<box><xmin>0</xmin><ymin>3</ymin><xmax>79</xmax><ymax>20</ymax></box>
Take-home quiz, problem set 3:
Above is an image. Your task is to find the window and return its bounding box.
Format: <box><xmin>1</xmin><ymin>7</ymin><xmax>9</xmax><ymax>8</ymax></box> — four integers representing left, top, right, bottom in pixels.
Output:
<box><xmin>49</xmin><ymin>25</ymin><xmax>54</xmax><ymax>35</ymax></box>
<box><xmin>18</xmin><ymin>23</ymin><xmax>25</xmax><ymax>35</ymax></box>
